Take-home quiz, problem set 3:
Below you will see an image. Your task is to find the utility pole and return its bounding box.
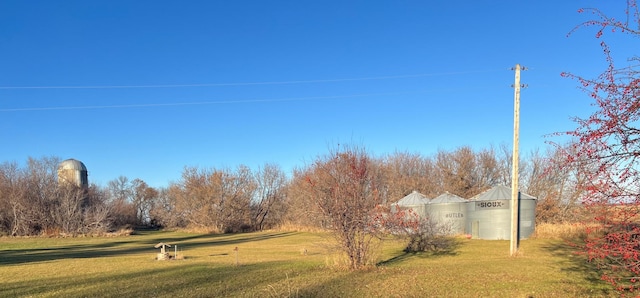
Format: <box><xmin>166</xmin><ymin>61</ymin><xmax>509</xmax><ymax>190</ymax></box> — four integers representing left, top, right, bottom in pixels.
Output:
<box><xmin>510</xmin><ymin>64</ymin><xmax>526</xmax><ymax>257</ymax></box>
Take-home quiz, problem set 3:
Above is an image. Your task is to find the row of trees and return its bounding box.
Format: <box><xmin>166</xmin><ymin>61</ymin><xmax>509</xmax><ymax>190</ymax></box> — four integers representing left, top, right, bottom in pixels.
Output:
<box><xmin>286</xmin><ymin>144</ymin><xmax>587</xmax><ymax>230</ymax></box>
<box><xmin>0</xmin><ymin>144</ymin><xmax>585</xmax><ymax>237</ymax></box>
<box><xmin>0</xmin><ymin>157</ymin><xmax>109</xmax><ymax>236</ymax></box>
<box><xmin>0</xmin><ymin>158</ymin><xmax>290</xmax><ymax>236</ymax></box>
<box><xmin>152</xmin><ymin>164</ymin><xmax>288</xmax><ymax>233</ymax></box>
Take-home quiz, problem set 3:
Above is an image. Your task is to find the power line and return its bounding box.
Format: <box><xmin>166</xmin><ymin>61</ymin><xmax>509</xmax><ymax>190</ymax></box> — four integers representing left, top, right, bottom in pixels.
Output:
<box><xmin>0</xmin><ymin>69</ymin><xmax>503</xmax><ymax>90</ymax></box>
<box><xmin>0</xmin><ymin>89</ymin><xmax>464</xmax><ymax>112</ymax></box>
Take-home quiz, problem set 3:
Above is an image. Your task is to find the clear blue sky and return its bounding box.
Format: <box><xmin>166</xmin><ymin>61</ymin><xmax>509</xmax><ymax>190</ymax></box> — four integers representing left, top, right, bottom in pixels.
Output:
<box><xmin>0</xmin><ymin>1</ymin><xmax>634</xmax><ymax>188</ymax></box>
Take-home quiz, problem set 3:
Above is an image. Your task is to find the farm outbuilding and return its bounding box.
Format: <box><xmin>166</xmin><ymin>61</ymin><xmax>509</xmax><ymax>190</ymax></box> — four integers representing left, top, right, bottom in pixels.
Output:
<box><xmin>427</xmin><ymin>192</ymin><xmax>467</xmax><ymax>235</ymax></box>
<box><xmin>393</xmin><ymin>191</ymin><xmax>430</xmax><ymax>218</ymax></box>
<box><xmin>465</xmin><ymin>185</ymin><xmax>536</xmax><ymax>240</ymax></box>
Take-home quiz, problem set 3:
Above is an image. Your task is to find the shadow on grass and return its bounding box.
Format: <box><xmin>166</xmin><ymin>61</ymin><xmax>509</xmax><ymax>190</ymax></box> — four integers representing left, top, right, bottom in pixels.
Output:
<box><xmin>376</xmin><ymin>252</ymin><xmax>415</xmax><ymax>266</ymax></box>
<box><xmin>0</xmin><ymin>231</ymin><xmax>297</xmax><ymax>266</ymax></box>
<box><xmin>542</xmin><ymin>238</ymin><xmax>613</xmax><ymax>296</ymax></box>
<box><xmin>0</xmin><ymin>260</ymin><xmax>301</xmax><ymax>297</ymax></box>
<box><xmin>377</xmin><ymin>238</ymin><xmax>461</xmax><ymax>266</ymax></box>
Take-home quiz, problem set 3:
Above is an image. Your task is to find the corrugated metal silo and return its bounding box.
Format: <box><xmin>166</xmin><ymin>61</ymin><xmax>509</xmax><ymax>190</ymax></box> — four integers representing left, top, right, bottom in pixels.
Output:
<box><xmin>394</xmin><ymin>190</ymin><xmax>429</xmax><ymax>218</ymax></box>
<box><xmin>427</xmin><ymin>192</ymin><xmax>467</xmax><ymax>235</ymax></box>
<box><xmin>465</xmin><ymin>185</ymin><xmax>536</xmax><ymax>240</ymax></box>
<box><xmin>58</xmin><ymin>159</ymin><xmax>89</xmax><ymax>188</ymax></box>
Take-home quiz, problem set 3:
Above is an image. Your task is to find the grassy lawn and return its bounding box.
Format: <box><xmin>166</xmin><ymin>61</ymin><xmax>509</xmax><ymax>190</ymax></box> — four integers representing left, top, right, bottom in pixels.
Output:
<box><xmin>0</xmin><ymin>230</ymin><xmax>614</xmax><ymax>297</ymax></box>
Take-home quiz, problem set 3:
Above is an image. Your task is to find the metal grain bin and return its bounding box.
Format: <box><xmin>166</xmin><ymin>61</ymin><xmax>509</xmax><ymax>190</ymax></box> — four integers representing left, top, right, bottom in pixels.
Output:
<box><xmin>465</xmin><ymin>185</ymin><xmax>536</xmax><ymax>240</ymax></box>
<box><xmin>58</xmin><ymin>158</ymin><xmax>89</xmax><ymax>188</ymax></box>
<box><xmin>427</xmin><ymin>192</ymin><xmax>467</xmax><ymax>235</ymax></box>
<box><xmin>394</xmin><ymin>190</ymin><xmax>430</xmax><ymax>218</ymax></box>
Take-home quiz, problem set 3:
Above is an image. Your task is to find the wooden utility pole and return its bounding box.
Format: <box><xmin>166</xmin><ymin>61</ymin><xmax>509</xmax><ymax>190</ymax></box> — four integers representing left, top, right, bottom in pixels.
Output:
<box><xmin>510</xmin><ymin>64</ymin><xmax>524</xmax><ymax>256</ymax></box>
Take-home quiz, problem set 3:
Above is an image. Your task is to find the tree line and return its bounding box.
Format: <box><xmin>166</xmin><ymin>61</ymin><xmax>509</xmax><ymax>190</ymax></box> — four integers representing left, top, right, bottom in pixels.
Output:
<box><xmin>0</xmin><ymin>144</ymin><xmax>585</xmax><ymax>237</ymax></box>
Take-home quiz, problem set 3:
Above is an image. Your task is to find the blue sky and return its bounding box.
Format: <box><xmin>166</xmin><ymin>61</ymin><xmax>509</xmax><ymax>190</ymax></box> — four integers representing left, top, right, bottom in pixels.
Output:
<box><xmin>0</xmin><ymin>1</ymin><xmax>634</xmax><ymax>188</ymax></box>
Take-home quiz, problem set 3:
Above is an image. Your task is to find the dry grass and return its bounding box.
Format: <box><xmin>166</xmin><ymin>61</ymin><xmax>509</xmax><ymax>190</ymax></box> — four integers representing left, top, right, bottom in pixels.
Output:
<box><xmin>0</xmin><ymin>230</ymin><xmax>616</xmax><ymax>297</ymax></box>
<box><xmin>101</xmin><ymin>228</ymin><xmax>135</xmax><ymax>237</ymax></box>
<box><xmin>275</xmin><ymin>222</ymin><xmax>330</xmax><ymax>233</ymax></box>
<box><xmin>3</xmin><ymin>228</ymin><xmax>136</xmax><ymax>239</ymax></box>
<box><xmin>533</xmin><ymin>222</ymin><xmax>588</xmax><ymax>240</ymax></box>
<box><xmin>173</xmin><ymin>225</ymin><xmax>222</xmax><ymax>234</ymax></box>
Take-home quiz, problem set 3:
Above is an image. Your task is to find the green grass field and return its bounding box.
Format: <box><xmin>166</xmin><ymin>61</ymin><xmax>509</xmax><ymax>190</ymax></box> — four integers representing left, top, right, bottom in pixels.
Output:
<box><xmin>0</xmin><ymin>230</ymin><xmax>615</xmax><ymax>297</ymax></box>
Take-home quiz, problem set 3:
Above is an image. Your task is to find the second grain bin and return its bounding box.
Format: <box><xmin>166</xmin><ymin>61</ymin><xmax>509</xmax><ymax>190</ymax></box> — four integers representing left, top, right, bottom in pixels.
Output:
<box><xmin>427</xmin><ymin>192</ymin><xmax>467</xmax><ymax>235</ymax></box>
<box><xmin>466</xmin><ymin>185</ymin><xmax>536</xmax><ymax>240</ymax></box>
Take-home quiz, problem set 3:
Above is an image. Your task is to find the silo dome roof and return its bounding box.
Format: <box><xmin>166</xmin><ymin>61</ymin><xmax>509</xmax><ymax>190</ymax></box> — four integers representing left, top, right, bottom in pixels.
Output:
<box><xmin>470</xmin><ymin>185</ymin><xmax>536</xmax><ymax>201</ymax></box>
<box><xmin>431</xmin><ymin>192</ymin><xmax>465</xmax><ymax>203</ymax></box>
<box><xmin>58</xmin><ymin>159</ymin><xmax>87</xmax><ymax>171</ymax></box>
<box><xmin>396</xmin><ymin>190</ymin><xmax>430</xmax><ymax>206</ymax></box>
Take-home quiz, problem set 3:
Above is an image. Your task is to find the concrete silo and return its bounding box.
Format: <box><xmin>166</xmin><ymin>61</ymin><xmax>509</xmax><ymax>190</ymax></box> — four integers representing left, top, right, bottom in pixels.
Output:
<box><xmin>465</xmin><ymin>185</ymin><xmax>536</xmax><ymax>240</ymax></box>
<box><xmin>57</xmin><ymin>159</ymin><xmax>88</xmax><ymax>188</ymax></box>
<box><xmin>393</xmin><ymin>190</ymin><xmax>430</xmax><ymax>218</ymax></box>
<box><xmin>427</xmin><ymin>192</ymin><xmax>467</xmax><ymax>235</ymax></box>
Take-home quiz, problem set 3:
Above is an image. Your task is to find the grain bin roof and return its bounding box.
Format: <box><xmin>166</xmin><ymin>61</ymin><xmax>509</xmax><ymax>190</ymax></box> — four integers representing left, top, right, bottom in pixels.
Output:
<box><xmin>431</xmin><ymin>192</ymin><xmax>466</xmax><ymax>203</ymax></box>
<box><xmin>396</xmin><ymin>190</ymin><xmax>429</xmax><ymax>206</ymax></box>
<box><xmin>470</xmin><ymin>185</ymin><xmax>536</xmax><ymax>201</ymax></box>
<box><xmin>58</xmin><ymin>159</ymin><xmax>87</xmax><ymax>171</ymax></box>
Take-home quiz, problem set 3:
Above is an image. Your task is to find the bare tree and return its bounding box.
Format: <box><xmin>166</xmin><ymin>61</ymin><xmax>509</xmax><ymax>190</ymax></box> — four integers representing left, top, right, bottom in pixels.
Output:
<box><xmin>380</xmin><ymin>151</ymin><xmax>437</xmax><ymax>199</ymax></box>
<box><xmin>435</xmin><ymin>146</ymin><xmax>501</xmax><ymax>198</ymax></box>
<box><xmin>171</xmin><ymin>165</ymin><xmax>256</xmax><ymax>232</ymax></box>
<box><xmin>496</xmin><ymin>143</ymin><xmax>515</xmax><ymax>186</ymax></box>
<box><xmin>53</xmin><ymin>184</ymin><xmax>87</xmax><ymax>235</ymax></box>
<box><xmin>130</xmin><ymin>179</ymin><xmax>158</xmax><ymax>225</ymax></box>
<box><xmin>283</xmin><ymin>167</ymin><xmax>329</xmax><ymax>229</ymax></box>
<box><xmin>521</xmin><ymin>146</ymin><xmax>586</xmax><ymax>223</ymax></box>
<box><xmin>475</xmin><ymin>147</ymin><xmax>502</xmax><ymax>189</ymax></box>
<box><xmin>106</xmin><ymin>176</ymin><xmax>137</xmax><ymax>227</ymax></box>
<box><xmin>107</xmin><ymin>176</ymin><xmax>133</xmax><ymax>202</ymax></box>
<box><xmin>304</xmin><ymin>145</ymin><xmax>384</xmax><ymax>269</ymax></box>
<box><xmin>0</xmin><ymin>161</ymin><xmax>28</xmax><ymax>236</ymax></box>
<box><xmin>149</xmin><ymin>187</ymin><xmax>182</xmax><ymax>228</ymax></box>
<box><xmin>252</xmin><ymin>163</ymin><xmax>287</xmax><ymax>231</ymax></box>
<box><xmin>25</xmin><ymin>156</ymin><xmax>61</xmax><ymax>233</ymax></box>
<box><xmin>82</xmin><ymin>185</ymin><xmax>111</xmax><ymax>233</ymax></box>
